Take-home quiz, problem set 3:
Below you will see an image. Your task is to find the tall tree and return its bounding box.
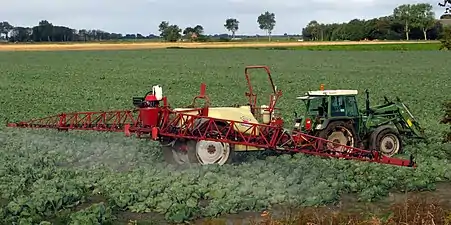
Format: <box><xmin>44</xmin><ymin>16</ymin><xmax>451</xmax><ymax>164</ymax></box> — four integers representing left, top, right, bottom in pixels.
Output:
<box><xmin>224</xmin><ymin>18</ymin><xmax>239</xmax><ymax>38</ymax></box>
<box><xmin>183</xmin><ymin>25</ymin><xmax>203</xmax><ymax>41</ymax></box>
<box><xmin>9</xmin><ymin>27</ymin><xmax>31</xmax><ymax>42</ymax></box>
<box><xmin>0</xmin><ymin>21</ymin><xmax>14</xmax><ymax>40</ymax></box>
<box><xmin>183</xmin><ymin>27</ymin><xmax>195</xmax><ymax>40</ymax></box>
<box><xmin>413</xmin><ymin>3</ymin><xmax>436</xmax><ymax>40</ymax></box>
<box><xmin>78</xmin><ymin>29</ymin><xmax>88</xmax><ymax>41</ymax></box>
<box><xmin>303</xmin><ymin>20</ymin><xmax>321</xmax><ymax>41</ymax></box>
<box><xmin>0</xmin><ymin>22</ymin><xmax>5</xmax><ymax>39</ymax></box>
<box><xmin>193</xmin><ymin>25</ymin><xmax>204</xmax><ymax>35</ymax></box>
<box><xmin>393</xmin><ymin>4</ymin><xmax>415</xmax><ymax>40</ymax></box>
<box><xmin>158</xmin><ymin>21</ymin><xmax>169</xmax><ymax>40</ymax></box>
<box><xmin>257</xmin><ymin>11</ymin><xmax>276</xmax><ymax>41</ymax></box>
<box><xmin>32</xmin><ymin>20</ymin><xmax>54</xmax><ymax>42</ymax></box>
<box><xmin>158</xmin><ymin>21</ymin><xmax>181</xmax><ymax>42</ymax></box>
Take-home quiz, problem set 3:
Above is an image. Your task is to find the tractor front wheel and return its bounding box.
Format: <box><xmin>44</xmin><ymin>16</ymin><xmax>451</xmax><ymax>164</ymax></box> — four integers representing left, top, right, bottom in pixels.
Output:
<box><xmin>370</xmin><ymin>129</ymin><xmax>403</xmax><ymax>157</ymax></box>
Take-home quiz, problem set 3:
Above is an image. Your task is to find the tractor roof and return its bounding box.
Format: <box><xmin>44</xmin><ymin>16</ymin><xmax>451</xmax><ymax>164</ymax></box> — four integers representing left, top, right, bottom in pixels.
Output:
<box><xmin>296</xmin><ymin>90</ymin><xmax>358</xmax><ymax>100</ymax></box>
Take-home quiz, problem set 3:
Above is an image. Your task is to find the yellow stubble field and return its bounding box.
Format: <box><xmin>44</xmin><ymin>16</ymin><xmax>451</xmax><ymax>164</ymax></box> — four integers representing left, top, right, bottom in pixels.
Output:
<box><xmin>0</xmin><ymin>40</ymin><xmax>432</xmax><ymax>51</ymax></box>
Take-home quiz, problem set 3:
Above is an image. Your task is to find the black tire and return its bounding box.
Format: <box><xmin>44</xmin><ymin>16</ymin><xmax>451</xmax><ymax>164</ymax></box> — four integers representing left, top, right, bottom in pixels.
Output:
<box><xmin>370</xmin><ymin>128</ymin><xmax>403</xmax><ymax>157</ymax></box>
<box><xmin>317</xmin><ymin>121</ymin><xmax>357</xmax><ymax>153</ymax></box>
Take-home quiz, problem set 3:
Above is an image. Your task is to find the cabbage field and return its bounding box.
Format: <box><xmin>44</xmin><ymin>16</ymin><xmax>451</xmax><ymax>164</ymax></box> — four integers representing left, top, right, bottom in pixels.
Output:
<box><xmin>1</xmin><ymin>49</ymin><xmax>450</xmax><ymax>224</ymax></box>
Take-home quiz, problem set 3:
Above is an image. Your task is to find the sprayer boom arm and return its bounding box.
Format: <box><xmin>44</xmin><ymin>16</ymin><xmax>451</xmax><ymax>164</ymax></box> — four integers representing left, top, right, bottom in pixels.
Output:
<box><xmin>7</xmin><ymin>110</ymin><xmax>141</xmax><ymax>132</ymax></box>
<box><xmin>7</xmin><ymin>107</ymin><xmax>416</xmax><ymax>168</ymax></box>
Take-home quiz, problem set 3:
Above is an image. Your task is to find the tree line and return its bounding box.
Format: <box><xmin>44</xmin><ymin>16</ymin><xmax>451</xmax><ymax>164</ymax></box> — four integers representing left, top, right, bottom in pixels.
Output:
<box><xmin>0</xmin><ymin>2</ymin><xmax>449</xmax><ymax>43</ymax></box>
<box><xmin>0</xmin><ymin>11</ymin><xmax>276</xmax><ymax>43</ymax></box>
<box><xmin>302</xmin><ymin>3</ymin><xmax>446</xmax><ymax>41</ymax></box>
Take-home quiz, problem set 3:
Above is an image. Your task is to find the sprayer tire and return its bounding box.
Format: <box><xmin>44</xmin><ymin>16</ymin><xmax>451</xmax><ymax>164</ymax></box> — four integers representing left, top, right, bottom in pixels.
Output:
<box><xmin>187</xmin><ymin>121</ymin><xmax>235</xmax><ymax>165</ymax></box>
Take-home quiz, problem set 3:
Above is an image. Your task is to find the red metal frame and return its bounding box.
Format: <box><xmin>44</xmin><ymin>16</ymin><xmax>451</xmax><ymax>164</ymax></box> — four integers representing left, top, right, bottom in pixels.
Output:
<box><xmin>6</xmin><ymin>107</ymin><xmax>415</xmax><ymax>167</ymax></box>
<box><xmin>244</xmin><ymin>66</ymin><xmax>283</xmax><ymax>123</ymax></box>
<box><xmin>5</xmin><ymin>66</ymin><xmax>416</xmax><ymax>168</ymax></box>
<box><xmin>155</xmin><ymin>111</ymin><xmax>414</xmax><ymax>167</ymax></box>
<box><xmin>7</xmin><ymin>110</ymin><xmax>140</xmax><ymax>131</ymax></box>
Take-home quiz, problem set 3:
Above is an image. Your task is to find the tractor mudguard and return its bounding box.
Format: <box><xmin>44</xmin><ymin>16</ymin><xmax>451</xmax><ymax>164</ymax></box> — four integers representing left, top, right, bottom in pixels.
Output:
<box><xmin>317</xmin><ymin>118</ymin><xmax>354</xmax><ymax>131</ymax></box>
<box><xmin>315</xmin><ymin>118</ymin><xmax>333</xmax><ymax>131</ymax></box>
<box><xmin>369</xmin><ymin>124</ymin><xmax>399</xmax><ymax>142</ymax></box>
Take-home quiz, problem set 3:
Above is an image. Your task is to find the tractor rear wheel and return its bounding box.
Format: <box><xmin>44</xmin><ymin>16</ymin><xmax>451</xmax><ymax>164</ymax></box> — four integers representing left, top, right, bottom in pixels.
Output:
<box><xmin>370</xmin><ymin>128</ymin><xmax>403</xmax><ymax>157</ymax></box>
<box><xmin>318</xmin><ymin>121</ymin><xmax>356</xmax><ymax>153</ymax></box>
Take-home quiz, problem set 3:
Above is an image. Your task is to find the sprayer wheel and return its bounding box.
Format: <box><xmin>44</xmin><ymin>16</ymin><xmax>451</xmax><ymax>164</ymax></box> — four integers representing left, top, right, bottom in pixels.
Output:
<box><xmin>187</xmin><ymin>121</ymin><xmax>235</xmax><ymax>165</ymax></box>
<box><xmin>189</xmin><ymin>140</ymin><xmax>233</xmax><ymax>165</ymax></box>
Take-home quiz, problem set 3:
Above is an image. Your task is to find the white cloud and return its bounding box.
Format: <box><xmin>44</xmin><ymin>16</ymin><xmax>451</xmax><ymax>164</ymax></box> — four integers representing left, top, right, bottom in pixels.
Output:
<box><xmin>0</xmin><ymin>0</ymin><xmax>445</xmax><ymax>35</ymax></box>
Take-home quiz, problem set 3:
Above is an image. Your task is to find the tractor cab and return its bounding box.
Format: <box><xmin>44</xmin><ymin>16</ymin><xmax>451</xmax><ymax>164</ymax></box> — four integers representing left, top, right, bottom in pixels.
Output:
<box><xmin>294</xmin><ymin>85</ymin><xmax>361</xmax><ymax>136</ymax></box>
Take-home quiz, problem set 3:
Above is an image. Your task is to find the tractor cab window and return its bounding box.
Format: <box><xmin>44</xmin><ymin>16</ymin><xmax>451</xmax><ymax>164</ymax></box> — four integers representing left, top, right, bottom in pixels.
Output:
<box><xmin>345</xmin><ymin>96</ymin><xmax>359</xmax><ymax>117</ymax></box>
<box><xmin>330</xmin><ymin>95</ymin><xmax>346</xmax><ymax>116</ymax></box>
<box><xmin>307</xmin><ymin>97</ymin><xmax>328</xmax><ymax>117</ymax></box>
<box><xmin>330</xmin><ymin>95</ymin><xmax>359</xmax><ymax>117</ymax></box>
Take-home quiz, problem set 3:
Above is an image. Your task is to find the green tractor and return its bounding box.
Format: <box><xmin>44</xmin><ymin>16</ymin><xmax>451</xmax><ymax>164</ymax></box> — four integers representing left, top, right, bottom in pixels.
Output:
<box><xmin>293</xmin><ymin>85</ymin><xmax>425</xmax><ymax>157</ymax></box>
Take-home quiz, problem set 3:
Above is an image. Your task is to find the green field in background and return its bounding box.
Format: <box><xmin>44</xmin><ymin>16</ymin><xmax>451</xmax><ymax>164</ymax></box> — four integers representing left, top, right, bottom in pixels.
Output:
<box><xmin>0</xmin><ymin>49</ymin><xmax>450</xmax><ymax>224</ymax></box>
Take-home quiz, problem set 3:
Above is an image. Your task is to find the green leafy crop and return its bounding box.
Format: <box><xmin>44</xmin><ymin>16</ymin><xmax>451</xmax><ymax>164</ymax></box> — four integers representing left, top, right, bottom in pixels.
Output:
<box><xmin>441</xmin><ymin>100</ymin><xmax>451</xmax><ymax>143</ymax></box>
<box><xmin>0</xmin><ymin>49</ymin><xmax>450</xmax><ymax>224</ymax></box>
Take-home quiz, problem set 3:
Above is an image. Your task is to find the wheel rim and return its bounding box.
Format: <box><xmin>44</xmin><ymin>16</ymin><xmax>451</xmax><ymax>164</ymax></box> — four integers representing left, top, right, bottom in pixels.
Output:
<box><xmin>326</xmin><ymin>126</ymin><xmax>354</xmax><ymax>153</ymax></box>
<box><xmin>195</xmin><ymin>140</ymin><xmax>230</xmax><ymax>165</ymax></box>
<box><xmin>380</xmin><ymin>134</ymin><xmax>400</xmax><ymax>156</ymax></box>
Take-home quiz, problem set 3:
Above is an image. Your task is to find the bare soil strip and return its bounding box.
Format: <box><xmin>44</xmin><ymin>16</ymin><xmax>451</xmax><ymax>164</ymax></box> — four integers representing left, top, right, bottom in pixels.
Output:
<box><xmin>0</xmin><ymin>41</ymin><xmax>434</xmax><ymax>52</ymax></box>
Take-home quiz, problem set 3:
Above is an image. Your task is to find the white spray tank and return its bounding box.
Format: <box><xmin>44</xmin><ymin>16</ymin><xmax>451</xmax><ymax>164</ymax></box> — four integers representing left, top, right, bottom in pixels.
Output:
<box><xmin>261</xmin><ymin>105</ymin><xmax>270</xmax><ymax>124</ymax></box>
<box><xmin>152</xmin><ymin>85</ymin><xmax>163</xmax><ymax>101</ymax></box>
<box><xmin>261</xmin><ymin>85</ymin><xmax>277</xmax><ymax>124</ymax></box>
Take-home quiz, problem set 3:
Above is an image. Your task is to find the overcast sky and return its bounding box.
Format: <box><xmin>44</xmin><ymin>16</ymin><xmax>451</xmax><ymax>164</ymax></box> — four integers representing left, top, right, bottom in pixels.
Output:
<box><xmin>1</xmin><ymin>0</ymin><xmax>446</xmax><ymax>35</ymax></box>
